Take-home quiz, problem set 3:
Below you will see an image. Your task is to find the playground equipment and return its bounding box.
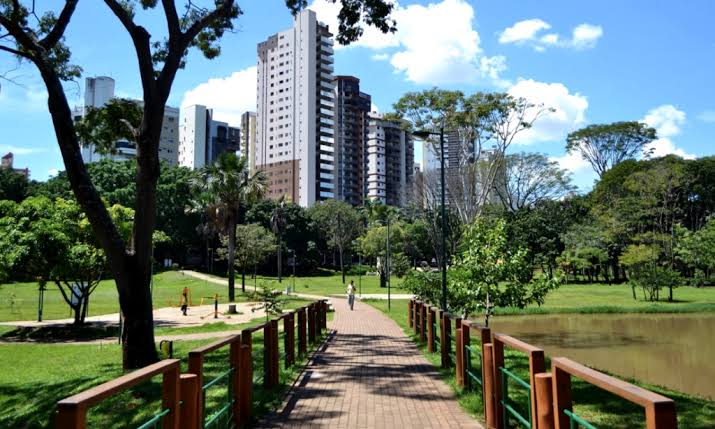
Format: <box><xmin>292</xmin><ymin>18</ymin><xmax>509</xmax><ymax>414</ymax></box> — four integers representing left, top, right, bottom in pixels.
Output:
<box><xmin>200</xmin><ymin>293</ymin><xmax>231</xmax><ymax>320</ymax></box>
<box><xmin>168</xmin><ymin>286</ymin><xmax>194</xmax><ymax>308</ymax></box>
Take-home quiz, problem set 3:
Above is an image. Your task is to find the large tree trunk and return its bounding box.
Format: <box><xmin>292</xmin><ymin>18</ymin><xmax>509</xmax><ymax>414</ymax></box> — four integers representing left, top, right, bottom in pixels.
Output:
<box><xmin>227</xmin><ymin>217</ymin><xmax>236</xmax><ymax>302</ymax></box>
<box><xmin>277</xmin><ymin>236</ymin><xmax>282</xmax><ymax>283</ymax></box>
<box><xmin>119</xmin><ymin>265</ymin><xmax>159</xmax><ymax>369</ymax></box>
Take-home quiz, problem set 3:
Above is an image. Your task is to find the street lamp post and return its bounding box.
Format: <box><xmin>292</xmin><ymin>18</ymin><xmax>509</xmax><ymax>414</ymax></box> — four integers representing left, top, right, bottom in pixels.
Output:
<box><xmin>414</xmin><ymin>126</ymin><xmax>448</xmax><ymax>312</ymax></box>
<box><xmin>386</xmin><ymin>215</ymin><xmax>391</xmax><ymax>311</ymax></box>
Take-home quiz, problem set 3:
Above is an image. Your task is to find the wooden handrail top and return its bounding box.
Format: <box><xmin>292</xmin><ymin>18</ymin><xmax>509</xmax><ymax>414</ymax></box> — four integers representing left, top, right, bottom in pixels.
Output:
<box><xmin>244</xmin><ymin>322</ymin><xmax>269</xmax><ymax>333</ymax></box>
<box><xmin>188</xmin><ymin>333</ymin><xmax>241</xmax><ymax>356</ymax></box>
<box><xmin>493</xmin><ymin>333</ymin><xmax>543</xmax><ymax>354</ymax></box>
<box><xmin>277</xmin><ymin>310</ymin><xmax>294</xmax><ymax>321</ymax></box>
<box><xmin>465</xmin><ymin>320</ymin><xmax>489</xmax><ymax>332</ymax></box>
<box><xmin>56</xmin><ymin>359</ymin><xmax>180</xmax><ymax>409</ymax></box>
<box><xmin>430</xmin><ymin>305</ymin><xmax>441</xmax><ymax>313</ymax></box>
<box><xmin>552</xmin><ymin>357</ymin><xmax>675</xmax><ymax>407</ymax></box>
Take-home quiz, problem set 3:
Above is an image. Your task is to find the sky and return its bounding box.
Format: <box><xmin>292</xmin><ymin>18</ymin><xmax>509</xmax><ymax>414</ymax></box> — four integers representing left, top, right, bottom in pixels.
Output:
<box><xmin>1</xmin><ymin>0</ymin><xmax>714</xmax><ymax>191</ymax></box>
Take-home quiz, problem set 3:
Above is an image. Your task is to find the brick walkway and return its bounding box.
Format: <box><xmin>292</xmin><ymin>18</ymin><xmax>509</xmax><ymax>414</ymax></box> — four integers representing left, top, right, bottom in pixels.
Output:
<box><xmin>256</xmin><ymin>298</ymin><xmax>483</xmax><ymax>429</ymax></box>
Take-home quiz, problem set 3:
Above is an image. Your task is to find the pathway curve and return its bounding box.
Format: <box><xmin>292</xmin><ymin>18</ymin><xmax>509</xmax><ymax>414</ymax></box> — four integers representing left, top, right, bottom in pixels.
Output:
<box><xmin>256</xmin><ymin>297</ymin><xmax>483</xmax><ymax>429</ymax></box>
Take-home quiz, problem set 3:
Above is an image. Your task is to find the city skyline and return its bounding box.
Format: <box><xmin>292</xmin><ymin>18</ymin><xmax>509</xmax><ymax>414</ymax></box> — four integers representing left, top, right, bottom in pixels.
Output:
<box><xmin>0</xmin><ymin>0</ymin><xmax>713</xmax><ymax>190</ymax></box>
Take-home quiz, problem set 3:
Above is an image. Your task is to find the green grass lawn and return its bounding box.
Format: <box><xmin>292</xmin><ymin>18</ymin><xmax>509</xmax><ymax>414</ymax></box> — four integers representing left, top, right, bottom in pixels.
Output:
<box><xmin>236</xmin><ymin>270</ymin><xmax>407</xmax><ymax>297</ymax></box>
<box><xmin>367</xmin><ymin>299</ymin><xmax>715</xmax><ymax>429</ymax></box>
<box><xmin>0</xmin><ymin>270</ymin><xmax>403</xmax><ymax>323</ymax></box>
<box><xmin>496</xmin><ymin>283</ymin><xmax>715</xmax><ymax>315</ymax></box>
<box><xmin>0</xmin><ymin>314</ymin><xmax>328</xmax><ymax>429</ymax></box>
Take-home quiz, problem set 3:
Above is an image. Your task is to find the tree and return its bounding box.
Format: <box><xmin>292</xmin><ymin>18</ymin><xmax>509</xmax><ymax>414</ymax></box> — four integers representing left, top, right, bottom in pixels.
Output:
<box><xmin>0</xmin><ymin>0</ymin><xmax>395</xmax><ymax>368</ymax></box>
<box><xmin>451</xmin><ymin>219</ymin><xmax>560</xmax><ymax>325</ymax></box>
<box><xmin>395</xmin><ymin>89</ymin><xmax>552</xmax><ymax>223</ymax></box>
<box><xmin>566</xmin><ymin>122</ymin><xmax>657</xmax><ymax>178</ymax></box>
<box><xmin>0</xmin><ymin>167</ymin><xmax>29</xmax><ymax>202</ymax></box>
<box><xmin>219</xmin><ymin>223</ymin><xmax>276</xmax><ymax>293</ymax></box>
<box><xmin>357</xmin><ymin>222</ymin><xmax>404</xmax><ymax>288</ymax></box>
<box><xmin>36</xmin><ymin>159</ymin><xmax>203</xmax><ymax>264</ymax></box>
<box><xmin>0</xmin><ymin>197</ymin><xmax>132</xmax><ymax>324</ymax></box>
<box><xmin>494</xmin><ymin>152</ymin><xmax>575</xmax><ymax>212</ymax></box>
<box><xmin>309</xmin><ymin>200</ymin><xmax>362</xmax><ymax>283</ymax></box>
<box><xmin>194</xmin><ymin>153</ymin><xmax>267</xmax><ymax>305</ymax></box>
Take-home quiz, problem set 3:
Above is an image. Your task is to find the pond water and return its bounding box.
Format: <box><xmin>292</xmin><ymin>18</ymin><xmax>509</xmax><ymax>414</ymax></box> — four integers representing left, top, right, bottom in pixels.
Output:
<box><xmin>489</xmin><ymin>313</ymin><xmax>715</xmax><ymax>399</ymax></box>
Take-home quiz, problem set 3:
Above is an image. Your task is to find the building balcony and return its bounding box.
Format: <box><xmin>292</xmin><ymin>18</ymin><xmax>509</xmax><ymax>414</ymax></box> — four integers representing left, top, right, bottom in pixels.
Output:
<box><xmin>320</xmin><ymin>117</ymin><xmax>334</xmax><ymax>126</ymax></box>
<box><xmin>320</xmin><ymin>79</ymin><xmax>335</xmax><ymax>90</ymax></box>
<box><xmin>319</xmin><ymin>191</ymin><xmax>335</xmax><ymax>199</ymax></box>
<box><xmin>320</xmin><ymin>181</ymin><xmax>335</xmax><ymax>190</ymax></box>
<box><xmin>320</xmin><ymin>172</ymin><xmax>335</xmax><ymax>180</ymax></box>
<box><xmin>320</xmin><ymin>35</ymin><xmax>333</xmax><ymax>46</ymax></box>
<box><xmin>321</xmin><ymin>63</ymin><xmax>334</xmax><ymax>73</ymax></box>
<box><xmin>320</xmin><ymin>71</ymin><xmax>333</xmax><ymax>82</ymax></box>
<box><xmin>320</xmin><ymin>136</ymin><xmax>335</xmax><ymax>144</ymax></box>
<box><xmin>320</xmin><ymin>45</ymin><xmax>334</xmax><ymax>55</ymax></box>
<box><xmin>319</xmin><ymin>144</ymin><xmax>334</xmax><ymax>153</ymax></box>
<box><xmin>319</xmin><ymin>126</ymin><xmax>334</xmax><ymax>135</ymax></box>
<box><xmin>320</xmin><ymin>163</ymin><xmax>334</xmax><ymax>171</ymax></box>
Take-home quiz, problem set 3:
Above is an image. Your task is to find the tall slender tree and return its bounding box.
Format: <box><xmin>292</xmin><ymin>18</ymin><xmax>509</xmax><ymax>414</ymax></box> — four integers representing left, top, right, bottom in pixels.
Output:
<box><xmin>0</xmin><ymin>0</ymin><xmax>396</xmax><ymax>368</ymax></box>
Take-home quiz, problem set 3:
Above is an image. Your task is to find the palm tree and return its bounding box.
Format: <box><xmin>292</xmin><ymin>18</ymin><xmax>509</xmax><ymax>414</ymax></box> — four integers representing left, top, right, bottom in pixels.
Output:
<box><xmin>194</xmin><ymin>153</ymin><xmax>267</xmax><ymax>302</ymax></box>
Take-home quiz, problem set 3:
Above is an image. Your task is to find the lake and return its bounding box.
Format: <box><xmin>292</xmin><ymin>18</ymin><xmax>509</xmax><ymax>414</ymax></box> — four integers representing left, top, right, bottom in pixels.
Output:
<box><xmin>489</xmin><ymin>313</ymin><xmax>715</xmax><ymax>399</ymax></box>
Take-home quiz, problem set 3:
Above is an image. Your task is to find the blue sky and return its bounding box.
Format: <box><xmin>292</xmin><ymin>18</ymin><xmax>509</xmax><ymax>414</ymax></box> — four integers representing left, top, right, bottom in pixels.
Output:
<box><xmin>1</xmin><ymin>0</ymin><xmax>714</xmax><ymax>190</ymax></box>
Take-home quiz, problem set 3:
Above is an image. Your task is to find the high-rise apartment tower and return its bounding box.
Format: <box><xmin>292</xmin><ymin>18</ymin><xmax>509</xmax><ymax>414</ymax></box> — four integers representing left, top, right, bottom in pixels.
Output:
<box><xmin>255</xmin><ymin>9</ymin><xmax>335</xmax><ymax>206</ymax></box>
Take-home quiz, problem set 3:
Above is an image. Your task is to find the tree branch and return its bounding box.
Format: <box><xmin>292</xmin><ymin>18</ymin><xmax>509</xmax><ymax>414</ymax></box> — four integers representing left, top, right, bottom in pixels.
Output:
<box><xmin>40</xmin><ymin>0</ymin><xmax>79</xmax><ymax>49</ymax></box>
<box><xmin>161</xmin><ymin>0</ymin><xmax>181</xmax><ymax>37</ymax></box>
<box><xmin>0</xmin><ymin>44</ymin><xmax>30</xmax><ymax>59</ymax></box>
<box><xmin>182</xmin><ymin>0</ymin><xmax>233</xmax><ymax>42</ymax></box>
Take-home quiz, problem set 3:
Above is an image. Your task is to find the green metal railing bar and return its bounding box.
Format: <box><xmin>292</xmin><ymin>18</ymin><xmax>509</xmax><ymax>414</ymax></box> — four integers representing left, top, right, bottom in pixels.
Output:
<box><xmin>204</xmin><ymin>400</ymin><xmax>234</xmax><ymax>428</ymax></box>
<box><xmin>564</xmin><ymin>409</ymin><xmax>598</xmax><ymax>429</ymax></box>
<box><xmin>499</xmin><ymin>366</ymin><xmax>532</xmax><ymax>429</ymax></box>
<box><xmin>465</xmin><ymin>345</ymin><xmax>482</xmax><ymax>389</ymax></box>
<box><xmin>203</xmin><ymin>367</ymin><xmax>234</xmax><ymax>390</ymax></box>
<box><xmin>135</xmin><ymin>408</ymin><xmax>170</xmax><ymax>429</ymax></box>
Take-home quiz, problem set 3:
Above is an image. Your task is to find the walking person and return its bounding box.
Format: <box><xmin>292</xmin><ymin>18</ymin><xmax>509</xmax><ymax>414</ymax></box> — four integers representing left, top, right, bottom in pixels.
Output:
<box><xmin>347</xmin><ymin>280</ymin><xmax>356</xmax><ymax>311</ymax></box>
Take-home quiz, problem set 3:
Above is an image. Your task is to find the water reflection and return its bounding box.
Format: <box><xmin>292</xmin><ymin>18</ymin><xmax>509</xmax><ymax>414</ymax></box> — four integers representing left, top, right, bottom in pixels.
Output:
<box><xmin>489</xmin><ymin>313</ymin><xmax>715</xmax><ymax>399</ymax></box>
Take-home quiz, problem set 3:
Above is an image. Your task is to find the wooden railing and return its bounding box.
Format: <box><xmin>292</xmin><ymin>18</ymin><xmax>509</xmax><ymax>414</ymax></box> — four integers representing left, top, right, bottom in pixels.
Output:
<box><xmin>55</xmin><ymin>359</ymin><xmax>182</xmax><ymax>429</ymax></box>
<box><xmin>552</xmin><ymin>358</ymin><xmax>677</xmax><ymax>429</ymax></box>
<box><xmin>408</xmin><ymin>299</ymin><xmax>678</xmax><ymax>429</ymax></box>
<box><xmin>55</xmin><ymin>299</ymin><xmax>329</xmax><ymax>429</ymax></box>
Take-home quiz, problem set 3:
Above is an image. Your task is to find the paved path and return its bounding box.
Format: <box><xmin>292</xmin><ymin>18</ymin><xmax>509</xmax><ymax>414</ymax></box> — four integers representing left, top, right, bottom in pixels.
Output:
<box><xmin>256</xmin><ymin>298</ymin><xmax>482</xmax><ymax>429</ymax></box>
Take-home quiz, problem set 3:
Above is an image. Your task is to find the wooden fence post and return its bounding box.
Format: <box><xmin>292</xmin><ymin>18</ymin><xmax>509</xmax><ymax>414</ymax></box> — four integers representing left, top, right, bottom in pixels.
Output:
<box><xmin>646</xmin><ymin>401</ymin><xmax>678</xmax><ymax>429</ymax></box>
<box><xmin>321</xmin><ymin>300</ymin><xmax>328</xmax><ymax>331</ymax></box>
<box><xmin>187</xmin><ymin>352</ymin><xmax>203</xmax><ymax>429</ymax></box>
<box><xmin>227</xmin><ymin>339</ymin><xmax>242</xmax><ymax>428</ymax></box>
<box><xmin>460</xmin><ymin>321</ymin><xmax>470</xmax><ymax>388</ymax></box>
<box><xmin>179</xmin><ymin>374</ymin><xmax>199</xmax><ymax>429</ymax></box>
<box><xmin>265</xmin><ymin>319</ymin><xmax>279</xmax><ymax>387</ymax></box>
<box><xmin>408</xmin><ymin>300</ymin><xmax>413</xmax><ymax>328</ymax></box>
<box><xmin>535</xmin><ymin>373</ymin><xmax>555</xmax><ymax>429</ymax></box>
<box><xmin>427</xmin><ymin>308</ymin><xmax>435</xmax><ymax>353</ymax></box>
<box><xmin>483</xmin><ymin>343</ymin><xmax>496</xmax><ymax>429</ymax></box>
<box><xmin>413</xmin><ymin>301</ymin><xmax>420</xmax><ymax>335</ymax></box>
<box><xmin>455</xmin><ymin>327</ymin><xmax>464</xmax><ymax>387</ymax></box>
<box><xmin>298</xmin><ymin>307</ymin><xmax>307</xmax><ymax>355</ymax></box>
<box><xmin>55</xmin><ymin>403</ymin><xmax>86</xmax><ymax>429</ymax></box>
<box><xmin>161</xmin><ymin>359</ymin><xmax>181</xmax><ymax>429</ymax></box>
<box><xmin>308</xmin><ymin>304</ymin><xmax>317</xmax><ymax>344</ymax></box>
<box><xmin>420</xmin><ymin>303</ymin><xmax>427</xmax><ymax>342</ymax></box>
<box><xmin>552</xmin><ymin>364</ymin><xmax>572</xmax><ymax>429</ymax></box>
<box><xmin>493</xmin><ymin>337</ymin><xmax>505</xmax><ymax>429</ymax></box>
<box><xmin>285</xmin><ymin>312</ymin><xmax>295</xmax><ymax>367</ymax></box>
<box><xmin>442</xmin><ymin>313</ymin><xmax>451</xmax><ymax>367</ymax></box>
<box><xmin>238</xmin><ymin>343</ymin><xmax>253</xmax><ymax>426</ymax></box>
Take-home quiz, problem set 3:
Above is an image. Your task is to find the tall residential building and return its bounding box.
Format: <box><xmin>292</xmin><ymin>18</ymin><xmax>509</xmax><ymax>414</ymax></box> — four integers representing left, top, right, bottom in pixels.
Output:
<box><xmin>366</xmin><ymin>113</ymin><xmax>414</xmax><ymax>206</ymax></box>
<box><xmin>178</xmin><ymin>104</ymin><xmax>240</xmax><ymax>170</ymax></box>
<box><xmin>332</xmin><ymin>76</ymin><xmax>371</xmax><ymax>206</ymax></box>
<box><xmin>255</xmin><ymin>9</ymin><xmax>335</xmax><ymax>206</ymax></box>
<box><xmin>77</xmin><ymin>76</ymin><xmax>180</xmax><ymax>165</ymax></box>
<box><xmin>241</xmin><ymin>111</ymin><xmax>257</xmax><ymax>172</ymax></box>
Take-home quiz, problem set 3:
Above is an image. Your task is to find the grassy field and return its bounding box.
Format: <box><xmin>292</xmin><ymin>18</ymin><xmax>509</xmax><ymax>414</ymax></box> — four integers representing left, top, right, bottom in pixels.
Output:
<box><xmin>367</xmin><ymin>299</ymin><xmax>715</xmax><ymax>428</ymax></box>
<box><xmin>0</xmin><ymin>315</ymin><xmax>327</xmax><ymax>429</ymax></box>
<box><xmin>496</xmin><ymin>283</ymin><xmax>715</xmax><ymax>315</ymax></box>
<box><xmin>0</xmin><ymin>270</ymin><xmax>403</xmax><ymax>323</ymax></box>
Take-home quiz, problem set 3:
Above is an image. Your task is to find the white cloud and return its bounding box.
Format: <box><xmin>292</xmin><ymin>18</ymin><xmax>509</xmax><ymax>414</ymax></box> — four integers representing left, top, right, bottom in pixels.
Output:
<box><xmin>507</xmin><ymin>79</ymin><xmax>588</xmax><ymax>145</ymax></box>
<box><xmin>47</xmin><ymin>168</ymin><xmax>59</xmax><ymax>177</ymax></box>
<box><xmin>571</xmin><ymin>24</ymin><xmax>603</xmax><ymax>50</ymax></box>
<box><xmin>499</xmin><ymin>19</ymin><xmax>603</xmax><ymax>51</ymax></box>
<box><xmin>641</xmin><ymin>104</ymin><xmax>695</xmax><ymax>159</ymax></box>
<box><xmin>180</xmin><ymin>67</ymin><xmax>257</xmax><ymax>126</ymax></box>
<box><xmin>697</xmin><ymin>110</ymin><xmax>715</xmax><ymax>123</ymax></box>
<box><xmin>371</xmin><ymin>53</ymin><xmax>390</xmax><ymax>61</ymax></box>
<box><xmin>310</xmin><ymin>0</ymin><xmax>505</xmax><ymax>85</ymax></box>
<box><xmin>550</xmin><ymin>151</ymin><xmax>591</xmax><ymax>174</ymax></box>
<box><xmin>498</xmin><ymin>19</ymin><xmax>551</xmax><ymax>44</ymax></box>
<box><xmin>371</xmin><ymin>103</ymin><xmax>380</xmax><ymax>113</ymax></box>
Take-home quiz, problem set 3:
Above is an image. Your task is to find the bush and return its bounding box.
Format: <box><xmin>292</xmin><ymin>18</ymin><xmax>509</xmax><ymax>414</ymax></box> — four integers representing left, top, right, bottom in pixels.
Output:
<box><xmin>628</xmin><ymin>266</ymin><xmax>681</xmax><ymax>301</ymax></box>
<box><xmin>390</xmin><ymin>253</ymin><xmax>411</xmax><ymax>278</ymax></box>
